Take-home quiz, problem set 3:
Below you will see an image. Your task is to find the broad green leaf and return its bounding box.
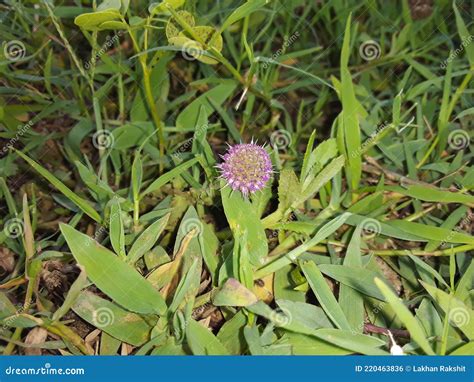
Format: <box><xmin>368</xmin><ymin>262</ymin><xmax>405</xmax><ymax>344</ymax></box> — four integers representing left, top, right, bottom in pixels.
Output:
<box><xmin>127</xmin><ymin>213</ymin><xmax>170</xmax><ymax>264</ymax></box>
<box><xmin>60</xmin><ymin>223</ymin><xmax>167</xmax><ymax>315</ymax></box>
<box><xmin>186</xmin><ymin>319</ymin><xmax>229</xmax><ymax>355</ymax></box>
<box><xmin>216</xmin><ymin>311</ymin><xmax>247</xmax><ymax>354</ymax></box>
<box><xmin>449</xmin><ymin>342</ymin><xmax>474</xmax><ymax>355</ymax></box>
<box><xmin>212</xmin><ymin>278</ymin><xmax>258</xmax><ymax>307</ymax></box>
<box><xmin>74</xmin><ymin>10</ymin><xmax>121</xmax><ymax>31</ymax></box>
<box><xmin>375</xmin><ymin>278</ymin><xmax>435</xmax><ymax>354</ymax></box>
<box><xmin>221</xmin><ymin>184</ymin><xmax>268</xmax><ymax>265</ymax></box>
<box><xmin>73</xmin><ymin>291</ymin><xmax>154</xmax><ymax>346</ymax></box>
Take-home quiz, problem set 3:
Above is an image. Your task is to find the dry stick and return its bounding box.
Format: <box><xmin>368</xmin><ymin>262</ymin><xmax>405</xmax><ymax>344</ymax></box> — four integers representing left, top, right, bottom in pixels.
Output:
<box><xmin>364</xmin><ymin>323</ymin><xmax>410</xmax><ymax>339</ymax></box>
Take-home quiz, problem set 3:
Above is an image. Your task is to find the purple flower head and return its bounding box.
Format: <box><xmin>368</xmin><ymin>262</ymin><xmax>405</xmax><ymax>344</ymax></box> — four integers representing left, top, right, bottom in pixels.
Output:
<box><xmin>217</xmin><ymin>143</ymin><xmax>272</xmax><ymax>196</ymax></box>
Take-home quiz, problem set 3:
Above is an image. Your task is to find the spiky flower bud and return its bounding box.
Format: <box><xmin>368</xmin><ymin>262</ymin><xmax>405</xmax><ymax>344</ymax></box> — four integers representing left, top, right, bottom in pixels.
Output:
<box><xmin>217</xmin><ymin>143</ymin><xmax>272</xmax><ymax>196</ymax></box>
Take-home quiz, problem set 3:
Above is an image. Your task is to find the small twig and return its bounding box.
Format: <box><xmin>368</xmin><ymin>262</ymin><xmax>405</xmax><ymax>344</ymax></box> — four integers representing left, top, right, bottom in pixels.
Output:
<box><xmin>364</xmin><ymin>323</ymin><xmax>410</xmax><ymax>339</ymax></box>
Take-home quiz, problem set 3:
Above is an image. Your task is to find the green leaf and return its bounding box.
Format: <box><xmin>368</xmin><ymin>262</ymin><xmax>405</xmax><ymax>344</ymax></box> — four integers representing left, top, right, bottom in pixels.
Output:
<box><xmin>141</xmin><ymin>158</ymin><xmax>198</xmax><ymax>197</ymax></box>
<box><xmin>149</xmin><ymin>0</ymin><xmax>185</xmax><ymax>15</ymax></box>
<box><xmin>127</xmin><ymin>213</ymin><xmax>170</xmax><ymax>264</ymax></box>
<box><xmin>340</xmin><ymin>15</ymin><xmax>362</xmax><ymax>191</ymax></box>
<box><xmin>169</xmin><ymin>258</ymin><xmax>201</xmax><ymax>312</ymax></box>
<box><xmin>247</xmin><ymin>301</ymin><xmax>387</xmax><ymax>355</ymax></box>
<box><xmin>110</xmin><ymin>199</ymin><xmax>126</xmax><ymax>259</ymax></box>
<box><xmin>387</xmin><ymin>184</ymin><xmax>474</xmax><ymax>206</ymax></box>
<box><xmin>60</xmin><ymin>223</ymin><xmax>167</xmax><ymax>315</ymax></box>
<box><xmin>221</xmin><ymin>0</ymin><xmax>273</xmax><ymax>32</ymax></box>
<box><xmin>74</xmin><ymin>10</ymin><xmax>121</xmax><ymax>31</ymax></box>
<box><xmin>276</xmin><ymin>168</ymin><xmax>301</xmax><ymax>214</ymax></box>
<box><xmin>185</xmin><ymin>319</ymin><xmax>230</xmax><ymax>355</ymax></box>
<box><xmin>421</xmin><ymin>281</ymin><xmax>474</xmax><ymax>340</ymax></box>
<box><xmin>453</xmin><ymin>2</ymin><xmax>474</xmax><ymax>68</ymax></box>
<box><xmin>52</xmin><ymin>267</ymin><xmax>88</xmax><ymax>321</ymax></box>
<box><xmin>300</xmin><ymin>260</ymin><xmax>351</xmax><ymax>331</ymax></box>
<box><xmin>73</xmin><ymin>291</ymin><xmax>154</xmax><ymax>346</ymax></box>
<box><xmin>212</xmin><ymin>278</ymin><xmax>258</xmax><ymax>307</ymax></box>
<box><xmin>339</xmin><ymin>225</ymin><xmax>365</xmax><ymax>333</ymax></box>
<box><xmin>15</xmin><ymin>150</ymin><xmax>101</xmax><ymax>223</ymax></box>
<box><xmin>296</xmin><ymin>155</ymin><xmax>345</xmax><ymax>206</ymax></box>
<box><xmin>318</xmin><ymin>264</ymin><xmax>387</xmax><ymax>301</ymax></box>
<box><xmin>375</xmin><ymin>278</ymin><xmax>435</xmax><ymax>354</ymax></box>
<box><xmin>221</xmin><ymin>184</ymin><xmax>268</xmax><ymax>266</ymax></box>
<box><xmin>176</xmin><ymin>81</ymin><xmax>237</xmax><ymax>130</ymax></box>
<box><xmin>255</xmin><ymin>213</ymin><xmax>351</xmax><ymax>278</ymax></box>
